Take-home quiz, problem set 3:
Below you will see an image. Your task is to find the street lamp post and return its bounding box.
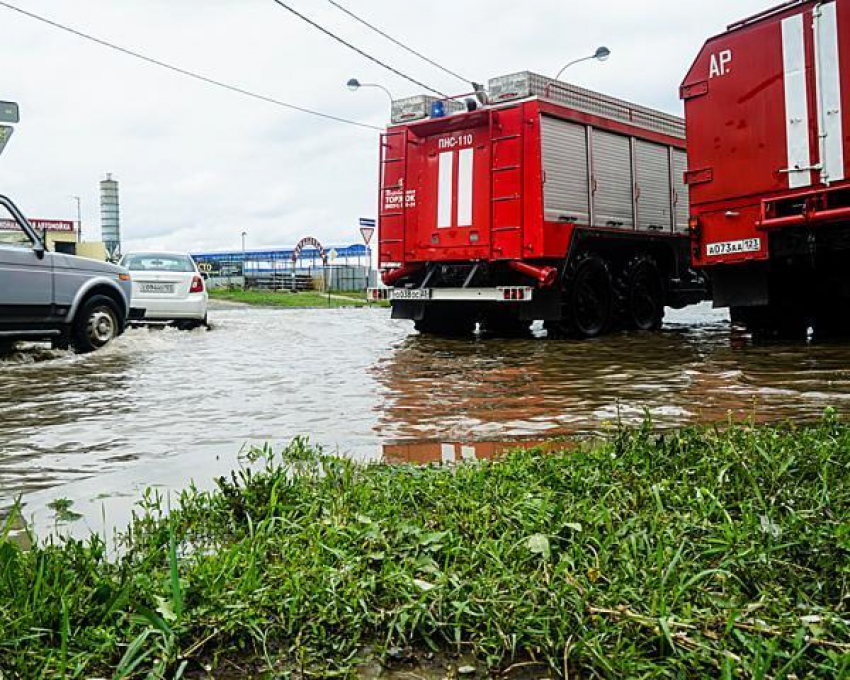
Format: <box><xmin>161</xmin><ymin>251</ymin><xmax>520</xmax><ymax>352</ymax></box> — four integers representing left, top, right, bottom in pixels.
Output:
<box><xmin>71</xmin><ymin>195</ymin><xmax>82</xmax><ymax>244</ymax></box>
<box><xmin>347</xmin><ymin>78</ymin><xmax>394</xmax><ymax>114</ymax></box>
<box><xmin>554</xmin><ymin>46</ymin><xmax>612</xmax><ymax>81</ymax></box>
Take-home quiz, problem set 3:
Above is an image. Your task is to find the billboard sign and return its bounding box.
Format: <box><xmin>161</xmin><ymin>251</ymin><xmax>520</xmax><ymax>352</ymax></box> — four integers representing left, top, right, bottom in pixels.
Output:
<box><xmin>196</xmin><ymin>259</ymin><xmax>243</xmax><ymax>277</ymax></box>
<box><xmin>0</xmin><ymin>218</ymin><xmax>76</xmax><ymax>233</ymax></box>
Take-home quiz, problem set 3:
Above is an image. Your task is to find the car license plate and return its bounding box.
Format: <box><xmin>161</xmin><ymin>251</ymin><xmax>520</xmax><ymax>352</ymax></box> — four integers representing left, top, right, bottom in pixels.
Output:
<box><xmin>391</xmin><ymin>288</ymin><xmax>431</xmax><ymax>301</ymax></box>
<box><xmin>139</xmin><ymin>283</ymin><xmax>174</xmax><ymax>295</ymax></box>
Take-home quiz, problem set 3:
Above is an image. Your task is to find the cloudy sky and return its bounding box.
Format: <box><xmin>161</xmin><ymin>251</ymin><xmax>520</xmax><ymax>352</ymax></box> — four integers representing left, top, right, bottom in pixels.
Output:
<box><xmin>0</xmin><ymin>0</ymin><xmax>768</xmax><ymax>253</ymax></box>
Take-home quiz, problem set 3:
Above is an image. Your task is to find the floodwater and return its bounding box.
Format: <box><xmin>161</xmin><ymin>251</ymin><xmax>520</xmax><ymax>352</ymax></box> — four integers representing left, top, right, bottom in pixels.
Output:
<box><xmin>3</xmin><ymin>302</ymin><xmax>850</xmax><ymax>537</ymax></box>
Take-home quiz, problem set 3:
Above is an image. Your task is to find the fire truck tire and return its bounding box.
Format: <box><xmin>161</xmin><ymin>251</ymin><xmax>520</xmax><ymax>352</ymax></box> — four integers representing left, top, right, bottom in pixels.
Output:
<box><xmin>546</xmin><ymin>254</ymin><xmax>614</xmax><ymax>339</ymax></box>
<box><xmin>621</xmin><ymin>255</ymin><xmax>666</xmax><ymax>331</ymax></box>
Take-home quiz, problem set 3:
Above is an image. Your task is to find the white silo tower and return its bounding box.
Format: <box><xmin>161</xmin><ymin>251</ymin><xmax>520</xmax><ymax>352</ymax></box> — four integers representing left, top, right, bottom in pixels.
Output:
<box><xmin>100</xmin><ymin>173</ymin><xmax>121</xmax><ymax>260</ymax></box>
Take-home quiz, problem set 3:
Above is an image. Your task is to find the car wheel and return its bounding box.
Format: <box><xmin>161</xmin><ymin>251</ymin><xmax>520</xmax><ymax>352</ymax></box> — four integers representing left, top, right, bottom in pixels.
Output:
<box><xmin>72</xmin><ymin>295</ymin><xmax>121</xmax><ymax>354</ymax></box>
<box><xmin>178</xmin><ymin>315</ymin><xmax>208</xmax><ymax>331</ymax></box>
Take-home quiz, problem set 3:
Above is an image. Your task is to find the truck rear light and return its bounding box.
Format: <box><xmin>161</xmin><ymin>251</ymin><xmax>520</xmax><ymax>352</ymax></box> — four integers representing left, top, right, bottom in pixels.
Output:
<box><xmin>368</xmin><ymin>288</ymin><xmax>390</xmax><ymax>301</ymax></box>
<box><xmin>501</xmin><ymin>287</ymin><xmax>529</xmax><ymax>301</ymax></box>
<box><xmin>190</xmin><ymin>276</ymin><xmax>204</xmax><ymax>294</ymax></box>
<box><xmin>688</xmin><ymin>217</ymin><xmax>701</xmax><ymax>237</ymax></box>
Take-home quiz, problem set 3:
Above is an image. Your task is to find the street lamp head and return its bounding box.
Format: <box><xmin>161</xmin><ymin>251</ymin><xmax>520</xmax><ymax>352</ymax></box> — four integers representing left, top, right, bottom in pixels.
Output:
<box><xmin>346</xmin><ymin>79</ymin><xmax>395</xmax><ymax>112</ymax></box>
<box><xmin>555</xmin><ymin>47</ymin><xmax>613</xmax><ymax>81</ymax></box>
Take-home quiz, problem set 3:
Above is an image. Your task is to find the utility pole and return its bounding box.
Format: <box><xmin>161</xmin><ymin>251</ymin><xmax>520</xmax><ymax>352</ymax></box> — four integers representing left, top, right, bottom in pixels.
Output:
<box><xmin>241</xmin><ymin>231</ymin><xmax>247</xmax><ymax>288</ymax></box>
<box><xmin>72</xmin><ymin>196</ymin><xmax>82</xmax><ymax>244</ymax></box>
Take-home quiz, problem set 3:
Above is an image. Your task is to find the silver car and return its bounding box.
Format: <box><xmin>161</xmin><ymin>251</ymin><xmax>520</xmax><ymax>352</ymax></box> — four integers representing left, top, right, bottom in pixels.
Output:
<box><xmin>0</xmin><ymin>195</ymin><xmax>136</xmax><ymax>353</ymax></box>
<box><xmin>120</xmin><ymin>251</ymin><xmax>209</xmax><ymax>328</ymax></box>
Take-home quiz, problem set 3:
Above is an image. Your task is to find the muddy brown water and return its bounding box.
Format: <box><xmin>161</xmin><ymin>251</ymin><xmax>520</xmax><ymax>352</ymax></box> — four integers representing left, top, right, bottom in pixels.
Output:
<box><xmin>2</xmin><ymin>302</ymin><xmax>850</xmax><ymax>537</ymax></box>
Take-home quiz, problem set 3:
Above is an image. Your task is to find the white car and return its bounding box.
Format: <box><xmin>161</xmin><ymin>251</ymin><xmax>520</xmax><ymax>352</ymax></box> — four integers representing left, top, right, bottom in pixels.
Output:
<box><xmin>120</xmin><ymin>252</ymin><xmax>208</xmax><ymax>328</ymax></box>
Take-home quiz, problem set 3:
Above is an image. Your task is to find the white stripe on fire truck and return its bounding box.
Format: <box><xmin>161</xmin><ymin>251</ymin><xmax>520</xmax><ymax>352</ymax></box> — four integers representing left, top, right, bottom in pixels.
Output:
<box><xmin>457</xmin><ymin>148</ymin><xmax>474</xmax><ymax>227</ymax></box>
<box><xmin>437</xmin><ymin>151</ymin><xmax>454</xmax><ymax>228</ymax></box>
<box><xmin>782</xmin><ymin>13</ymin><xmax>813</xmax><ymax>189</ymax></box>
<box><xmin>815</xmin><ymin>1</ymin><xmax>845</xmax><ymax>183</ymax></box>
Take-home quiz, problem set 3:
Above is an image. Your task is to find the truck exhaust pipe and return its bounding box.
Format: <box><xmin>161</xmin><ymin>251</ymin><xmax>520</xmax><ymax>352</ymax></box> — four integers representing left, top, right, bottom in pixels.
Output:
<box><xmin>382</xmin><ymin>264</ymin><xmax>423</xmax><ymax>287</ymax></box>
<box><xmin>508</xmin><ymin>261</ymin><xmax>558</xmax><ymax>288</ymax></box>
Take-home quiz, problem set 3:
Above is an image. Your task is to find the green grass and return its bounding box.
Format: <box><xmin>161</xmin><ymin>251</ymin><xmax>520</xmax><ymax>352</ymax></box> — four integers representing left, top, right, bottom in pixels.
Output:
<box><xmin>209</xmin><ymin>288</ymin><xmax>375</xmax><ymax>308</ymax></box>
<box><xmin>1</xmin><ymin>419</ymin><xmax>849</xmax><ymax>678</ymax></box>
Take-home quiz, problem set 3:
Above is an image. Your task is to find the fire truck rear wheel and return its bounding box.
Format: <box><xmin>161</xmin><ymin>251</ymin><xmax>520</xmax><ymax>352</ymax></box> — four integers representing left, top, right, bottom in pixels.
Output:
<box><xmin>622</xmin><ymin>256</ymin><xmax>666</xmax><ymax>331</ymax></box>
<box><xmin>547</xmin><ymin>255</ymin><xmax>615</xmax><ymax>339</ymax></box>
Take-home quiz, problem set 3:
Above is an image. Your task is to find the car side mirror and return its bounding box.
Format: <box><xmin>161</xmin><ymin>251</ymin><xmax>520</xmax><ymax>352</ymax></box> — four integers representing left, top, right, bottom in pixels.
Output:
<box><xmin>33</xmin><ymin>240</ymin><xmax>46</xmax><ymax>259</ymax></box>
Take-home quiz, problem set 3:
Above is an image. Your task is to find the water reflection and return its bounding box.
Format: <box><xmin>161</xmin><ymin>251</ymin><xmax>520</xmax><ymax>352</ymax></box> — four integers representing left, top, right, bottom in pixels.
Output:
<box><xmin>373</xmin><ymin>306</ymin><xmax>850</xmax><ymax>447</ymax></box>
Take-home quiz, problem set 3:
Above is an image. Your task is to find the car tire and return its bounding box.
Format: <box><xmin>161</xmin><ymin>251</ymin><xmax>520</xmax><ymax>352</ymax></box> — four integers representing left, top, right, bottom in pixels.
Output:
<box><xmin>71</xmin><ymin>295</ymin><xmax>122</xmax><ymax>354</ymax></box>
<box><xmin>178</xmin><ymin>315</ymin><xmax>208</xmax><ymax>331</ymax></box>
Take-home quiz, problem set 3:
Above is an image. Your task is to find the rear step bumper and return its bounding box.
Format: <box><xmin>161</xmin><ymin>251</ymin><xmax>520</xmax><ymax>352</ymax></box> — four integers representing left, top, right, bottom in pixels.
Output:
<box><xmin>369</xmin><ymin>286</ymin><xmax>534</xmax><ymax>303</ymax></box>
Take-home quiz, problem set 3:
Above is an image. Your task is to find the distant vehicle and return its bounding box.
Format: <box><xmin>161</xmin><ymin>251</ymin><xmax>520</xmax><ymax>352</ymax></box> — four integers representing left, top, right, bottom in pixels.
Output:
<box><xmin>120</xmin><ymin>251</ymin><xmax>208</xmax><ymax>329</ymax></box>
<box><xmin>0</xmin><ymin>195</ymin><xmax>136</xmax><ymax>354</ymax></box>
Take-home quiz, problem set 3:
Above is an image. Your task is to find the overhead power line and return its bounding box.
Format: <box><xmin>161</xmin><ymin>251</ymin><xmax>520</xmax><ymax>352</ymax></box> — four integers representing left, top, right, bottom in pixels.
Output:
<box><xmin>268</xmin><ymin>0</ymin><xmax>449</xmax><ymax>98</ymax></box>
<box><xmin>0</xmin><ymin>0</ymin><xmax>381</xmax><ymax>131</ymax></box>
<box><xmin>326</xmin><ymin>0</ymin><xmax>471</xmax><ymax>86</ymax></box>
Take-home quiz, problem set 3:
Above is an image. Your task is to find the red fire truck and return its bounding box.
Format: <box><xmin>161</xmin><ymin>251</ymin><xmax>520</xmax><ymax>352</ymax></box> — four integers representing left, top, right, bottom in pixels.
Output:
<box><xmin>683</xmin><ymin>0</ymin><xmax>850</xmax><ymax>338</ymax></box>
<box><xmin>373</xmin><ymin>73</ymin><xmax>707</xmax><ymax>337</ymax></box>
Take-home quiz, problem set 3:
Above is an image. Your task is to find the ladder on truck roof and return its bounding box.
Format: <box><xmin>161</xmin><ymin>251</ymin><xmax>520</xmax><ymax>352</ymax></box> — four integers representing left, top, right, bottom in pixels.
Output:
<box><xmin>489</xmin><ymin>106</ymin><xmax>525</xmax><ymax>260</ymax></box>
<box><xmin>378</xmin><ymin>128</ymin><xmax>410</xmax><ymax>265</ymax></box>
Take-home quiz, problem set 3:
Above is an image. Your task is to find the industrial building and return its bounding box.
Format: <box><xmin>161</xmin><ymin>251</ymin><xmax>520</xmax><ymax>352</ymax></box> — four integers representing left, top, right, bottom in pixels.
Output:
<box><xmin>193</xmin><ymin>244</ymin><xmax>375</xmax><ymax>291</ymax></box>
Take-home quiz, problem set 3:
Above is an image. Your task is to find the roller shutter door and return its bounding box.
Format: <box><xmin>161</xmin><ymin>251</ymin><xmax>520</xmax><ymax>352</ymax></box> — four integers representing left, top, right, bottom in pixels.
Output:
<box><xmin>540</xmin><ymin>116</ymin><xmax>590</xmax><ymax>225</ymax></box>
<box><xmin>592</xmin><ymin>130</ymin><xmax>634</xmax><ymax>229</ymax></box>
<box><xmin>672</xmin><ymin>149</ymin><xmax>689</xmax><ymax>235</ymax></box>
<box><xmin>635</xmin><ymin>139</ymin><xmax>672</xmax><ymax>232</ymax></box>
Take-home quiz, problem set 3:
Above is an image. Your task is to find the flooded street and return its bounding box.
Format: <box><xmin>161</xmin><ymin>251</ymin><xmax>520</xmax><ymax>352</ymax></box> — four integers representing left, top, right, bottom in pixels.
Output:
<box><xmin>3</xmin><ymin>302</ymin><xmax>850</xmax><ymax>535</ymax></box>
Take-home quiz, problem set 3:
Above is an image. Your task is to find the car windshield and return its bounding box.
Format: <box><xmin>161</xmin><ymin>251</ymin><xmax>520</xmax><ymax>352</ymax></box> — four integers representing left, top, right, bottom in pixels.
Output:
<box><xmin>123</xmin><ymin>254</ymin><xmax>195</xmax><ymax>272</ymax></box>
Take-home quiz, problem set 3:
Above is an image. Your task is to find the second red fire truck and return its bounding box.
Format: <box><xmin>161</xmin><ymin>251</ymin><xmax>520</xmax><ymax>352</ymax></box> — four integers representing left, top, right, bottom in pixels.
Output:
<box><xmin>683</xmin><ymin>0</ymin><xmax>850</xmax><ymax>339</ymax></box>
